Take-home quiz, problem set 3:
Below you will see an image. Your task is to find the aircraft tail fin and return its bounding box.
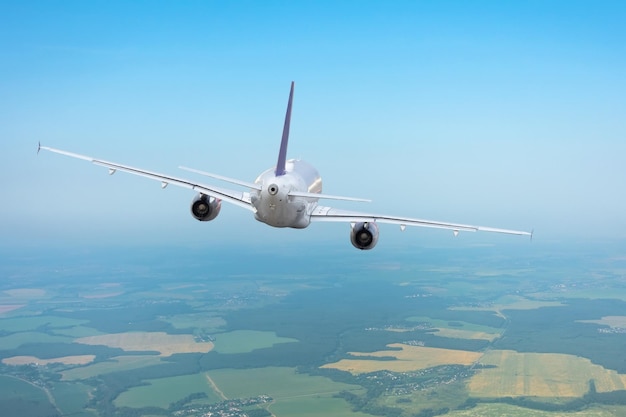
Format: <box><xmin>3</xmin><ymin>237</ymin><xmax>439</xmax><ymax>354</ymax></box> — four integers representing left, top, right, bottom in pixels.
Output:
<box><xmin>275</xmin><ymin>81</ymin><xmax>294</xmax><ymax>176</ymax></box>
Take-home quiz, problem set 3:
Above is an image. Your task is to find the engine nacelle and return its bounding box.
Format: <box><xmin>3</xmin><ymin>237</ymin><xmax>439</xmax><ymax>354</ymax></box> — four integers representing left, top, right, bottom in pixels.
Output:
<box><xmin>350</xmin><ymin>222</ymin><xmax>379</xmax><ymax>250</ymax></box>
<box><xmin>190</xmin><ymin>193</ymin><xmax>221</xmax><ymax>222</ymax></box>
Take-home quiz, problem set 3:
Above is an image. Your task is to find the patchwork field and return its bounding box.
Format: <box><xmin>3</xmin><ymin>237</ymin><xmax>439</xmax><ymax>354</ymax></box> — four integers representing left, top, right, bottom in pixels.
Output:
<box><xmin>321</xmin><ymin>343</ymin><xmax>482</xmax><ymax>374</ymax></box>
<box><xmin>75</xmin><ymin>331</ymin><xmax>214</xmax><ymax>356</ymax></box>
<box><xmin>468</xmin><ymin>350</ymin><xmax>626</xmax><ymax>397</ymax></box>
<box><xmin>3</xmin><ymin>242</ymin><xmax>626</xmax><ymax>417</ymax></box>
<box><xmin>2</xmin><ymin>355</ymin><xmax>95</xmax><ymax>366</ymax></box>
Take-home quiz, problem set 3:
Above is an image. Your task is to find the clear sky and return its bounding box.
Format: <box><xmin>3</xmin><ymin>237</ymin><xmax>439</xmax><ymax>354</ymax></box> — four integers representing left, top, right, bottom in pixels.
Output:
<box><xmin>1</xmin><ymin>1</ymin><xmax>625</xmax><ymax>248</ymax></box>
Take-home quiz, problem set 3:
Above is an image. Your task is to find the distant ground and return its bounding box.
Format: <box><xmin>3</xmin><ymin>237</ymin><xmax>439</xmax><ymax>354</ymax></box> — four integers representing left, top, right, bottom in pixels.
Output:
<box><xmin>1</xmin><ymin>241</ymin><xmax>626</xmax><ymax>417</ymax></box>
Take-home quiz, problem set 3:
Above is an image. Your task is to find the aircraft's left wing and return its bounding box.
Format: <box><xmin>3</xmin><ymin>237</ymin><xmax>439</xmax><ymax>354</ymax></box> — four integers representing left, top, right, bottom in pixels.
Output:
<box><xmin>38</xmin><ymin>145</ymin><xmax>255</xmax><ymax>212</ymax></box>
<box><xmin>310</xmin><ymin>206</ymin><xmax>531</xmax><ymax>236</ymax></box>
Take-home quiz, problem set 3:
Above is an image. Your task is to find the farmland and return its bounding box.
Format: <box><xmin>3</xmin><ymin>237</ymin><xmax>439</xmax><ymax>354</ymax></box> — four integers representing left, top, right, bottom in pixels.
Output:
<box><xmin>114</xmin><ymin>373</ymin><xmax>224</xmax><ymax>408</ymax></box>
<box><xmin>1</xmin><ymin>241</ymin><xmax>626</xmax><ymax>417</ymax></box>
<box><xmin>322</xmin><ymin>344</ymin><xmax>482</xmax><ymax>374</ymax></box>
<box><xmin>208</xmin><ymin>367</ymin><xmax>369</xmax><ymax>417</ymax></box>
<box><xmin>2</xmin><ymin>355</ymin><xmax>95</xmax><ymax>366</ymax></box>
<box><xmin>75</xmin><ymin>331</ymin><xmax>214</xmax><ymax>356</ymax></box>
<box><xmin>61</xmin><ymin>355</ymin><xmax>164</xmax><ymax>380</ymax></box>
<box><xmin>578</xmin><ymin>316</ymin><xmax>626</xmax><ymax>328</ymax></box>
<box><xmin>468</xmin><ymin>350</ymin><xmax>626</xmax><ymax>397</ymax></box>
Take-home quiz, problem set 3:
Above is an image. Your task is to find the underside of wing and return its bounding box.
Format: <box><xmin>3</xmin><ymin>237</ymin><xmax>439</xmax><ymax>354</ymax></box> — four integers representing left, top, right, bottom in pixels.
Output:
<box><xmin>39</xmin><ymin>145</ymin><xmax>255</xmax><ymax>212</ymax></box>
<box><xmin>310</xmin><ymin>206</ymin><xmax>531</xmax><ymax>236</ymax></box>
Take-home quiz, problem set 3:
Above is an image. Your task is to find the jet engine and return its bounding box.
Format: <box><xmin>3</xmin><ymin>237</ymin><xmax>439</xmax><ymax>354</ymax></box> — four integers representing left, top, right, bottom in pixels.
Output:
<box><xmin>350</xmin><ymin>222</ymin><xmax>379</xmax><ymax>250</ymax></box>
<box><xmin>190</xmin><ymin>193</ymin><xmax>221</xmax><ymax>221</ymax></box>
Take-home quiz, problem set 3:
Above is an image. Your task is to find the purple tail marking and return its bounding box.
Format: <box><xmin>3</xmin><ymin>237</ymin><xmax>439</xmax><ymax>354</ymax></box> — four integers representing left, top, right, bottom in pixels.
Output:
<box><xmin>275</xmin><ymin>81</ymin><xmax>294</xmax><ymax>176</ymax></box>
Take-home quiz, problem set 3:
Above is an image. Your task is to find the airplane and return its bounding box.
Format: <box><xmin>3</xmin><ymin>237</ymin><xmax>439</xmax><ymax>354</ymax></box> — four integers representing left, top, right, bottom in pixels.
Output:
<box><xmin>38</xmin><ymin>82</ymin><xmax>531</xmax><ymax>249</ymax></box>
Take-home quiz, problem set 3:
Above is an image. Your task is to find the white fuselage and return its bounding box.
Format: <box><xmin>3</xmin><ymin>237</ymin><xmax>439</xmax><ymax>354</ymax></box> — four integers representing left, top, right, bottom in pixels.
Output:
<box><xmin>250</xmin><ymin>159</ymin><xmax>322</xmax><ymax>228</ymax></box>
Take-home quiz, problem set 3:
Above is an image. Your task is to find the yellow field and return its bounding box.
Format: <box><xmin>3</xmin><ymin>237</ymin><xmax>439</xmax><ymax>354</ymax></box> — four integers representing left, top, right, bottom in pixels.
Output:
<box><xmin>321</xmin><ymin>343</ymin><xmax>482</xmax><ymax>374</ymax></box>
<box><xmin>578</xmin><ymin>316</ymin><xmax>626</xmax><ymax>328</ymax></box>
<box><xmin>446</xmin><ymin>403</ymin><xmax>626</xmax><ymax>417</ymax></box>
<box><xmin>432</xmin><ymin>328</ymin><xmax>501</xmax><ymax>342</ymax></box>
<box><xmin>75</xmin><ymin>332</ymin><xmax>214</xmax><ymax>357</ymax></box>
<box><xmin>468</xmin><ymin>350</ymin><xmax>626</xmax><ymax>397</ymax></box>
<box><xmin>2</xmin><ymin>355</ymin><xmax>95</xmax><ymax>366</ymax></box>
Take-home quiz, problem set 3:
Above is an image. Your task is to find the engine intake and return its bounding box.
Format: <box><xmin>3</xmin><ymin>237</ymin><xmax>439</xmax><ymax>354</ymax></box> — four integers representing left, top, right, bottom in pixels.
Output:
<box><xmin>190</xmin><ymin>193</ymin><xmax>221</xmax><ymax>221</ymax></box>
<box><xmin>350</xmin><ymin>222</ymin><xmax>379</xmax><ymax>250</ymax></box>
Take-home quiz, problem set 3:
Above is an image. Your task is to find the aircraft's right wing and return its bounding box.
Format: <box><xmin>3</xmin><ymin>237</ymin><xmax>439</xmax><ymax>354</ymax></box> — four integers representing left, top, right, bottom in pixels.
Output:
<box><xmin>38</xmin><ymin>145</ymin><xmax>255</xmax><ymax>212</ymax></box>
<box><xmin>310</xmin><ymin>206</ymin><xmax>531</xmax><ymax>236</ymax></box>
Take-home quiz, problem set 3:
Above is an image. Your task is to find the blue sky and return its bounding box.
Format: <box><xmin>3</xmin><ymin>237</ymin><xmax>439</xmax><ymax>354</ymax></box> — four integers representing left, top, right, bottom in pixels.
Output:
<box><xmin>1</xmin><ymin>1</ymin><xmax>625</xmax><ymax>247</ymax></box>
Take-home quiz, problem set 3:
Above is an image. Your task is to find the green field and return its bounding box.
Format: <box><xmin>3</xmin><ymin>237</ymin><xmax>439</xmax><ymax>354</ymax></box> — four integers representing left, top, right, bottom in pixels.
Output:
<box><xmin>209</xmin><ymin>366</ymin><xmax>363</xmax><ymax>398</ymax></box>
<box><xmin>0</xmin><ymin>315</ymin><xmax>88</xmax><ymax>332</ymax></box>
<box><xmin>114</xmin><ymin>372</ymin><xmax>224</xmax><ymax>408</ymax></box>
<box><xmin>0</xmin><ymin>375</ymin><xmax>58</xmax><ymax>417</ymax></box>
<box><xmin>0</xmin><ymin>375</ymin><xmax>49</xmax><ymax>401</ymax></box>
<box><xmin>50</xmin><ymin>325</ymin><xmax>104</xmax><ymax>338</ymax></box>
<box><xmin>51</xmin><ymin>380</ymin><xmax>96</xmax><ymax>417</ymax></box>
<box><xmin>449</xmin><ymin>295</ymin><xmax>565</xmax><ymax>317</ymax></box>
<box><xmin>161</xmin><ymin>312</ymin><xmax>226</xmax><ymax>331</ymax></box>
<box><xmin>209</xmin><ymin>367</ymin><xmax>367</xmax><ymax>416</ymax></box>
<box><xmin>0</xmin><ymin>332</ymin><xmax>73</xmax><ymax>350</ymax></box>
<box><xmin>61</xmin><ymin>355</ymin><xmax>164</xmax><ymax>380</ymax></box>
<box><xmin>406</xmin><ymin>316</ymin><xmax>503</xmax><ymax>334</ymax></box>
<box><xmin>212</xmin><ymin>330</ymin><xmax>298</xmax><ymax>354</ymax></box>
<box><xmin>270</xmin><ymin>394</ymin><xmax>372</xmax><ymax>417</ymax></box>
